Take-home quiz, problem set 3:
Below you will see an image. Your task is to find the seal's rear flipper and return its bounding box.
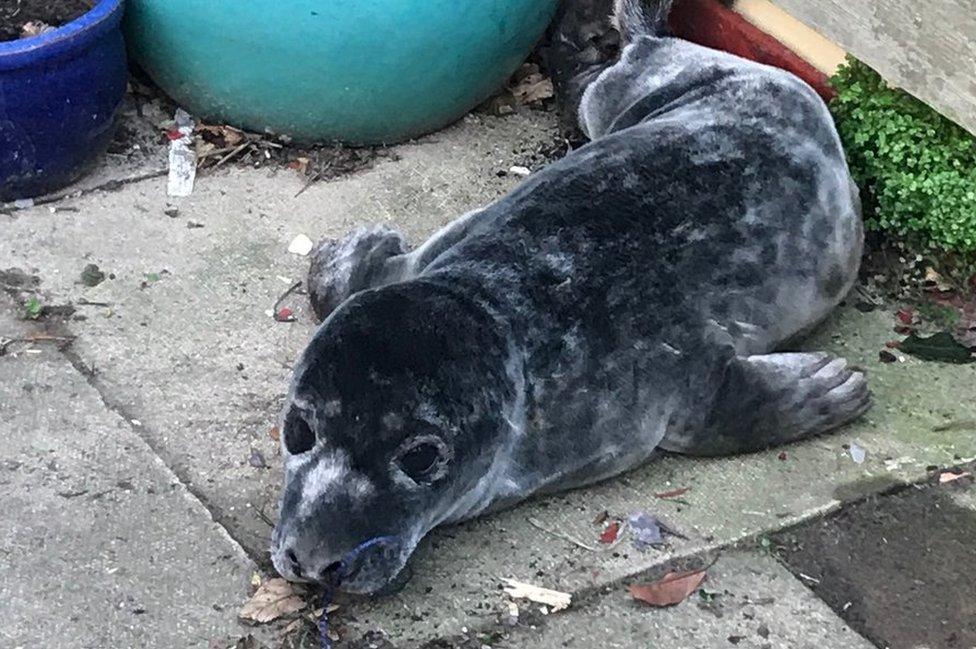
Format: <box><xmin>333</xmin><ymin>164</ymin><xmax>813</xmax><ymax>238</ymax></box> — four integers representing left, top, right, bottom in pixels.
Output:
<box><xmin>612</xmin><ymin>0</ymin><xmax>674</xmax><ymax>42</ymax></box>
<box><xmin>541</xmin><ymin>0</ymin><xmax>619</xmax><ymax>131</ymax></box>
<box><xmin>307</xmin><ymin>226</ymin><xmax>407</xmax><ymax>322</ymax></box>
<box><xmin>662</xmin><ymin>352</ymin><xmax>871</xmax><ymax>456</ymax></box>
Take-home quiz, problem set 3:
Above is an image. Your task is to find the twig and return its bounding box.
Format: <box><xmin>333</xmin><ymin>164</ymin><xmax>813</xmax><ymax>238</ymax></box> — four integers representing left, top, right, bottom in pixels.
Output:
<box><xmin>77</xmin><ymin>299</ymin><xmax>112</xmax><ymax>307</ymax></box>
<box><xmin>255</xmin><ymin>506</ymin><xmax>277</xmax><ymax>528</ymax></box>
<box><xmin>295</xmin><ymin>170</ymin><xmax>324</xmax><ymax>198</ymax></box>
<box><xmin>212</xmin><ymin>142</ymin><xmax>252</xmax><ymax>169</ymax></box>
<box><xmin>933</xmin><ymin>419</ymin><xmax>976</xmax><ymax>432</ymax></box>
<box><xmin>527</xmin><ymin>516</ymin><xmax>600</xmax><ymax>552</ymax></box>
<box><xmin>4</xmin><ymin>334</ymin><xmax>76</xmax><ymax>343</ymax></box>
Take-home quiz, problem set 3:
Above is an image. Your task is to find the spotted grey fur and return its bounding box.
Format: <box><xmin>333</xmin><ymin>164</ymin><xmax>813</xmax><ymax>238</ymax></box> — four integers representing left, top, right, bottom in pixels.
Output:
<box><xmin>272</xmin><ymin>0</ymin><xmax>868</xmax><ymax>593</ymax></box>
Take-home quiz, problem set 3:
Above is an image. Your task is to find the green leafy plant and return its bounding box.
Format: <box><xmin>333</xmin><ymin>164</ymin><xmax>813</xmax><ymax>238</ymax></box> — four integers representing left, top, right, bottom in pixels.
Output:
<box><xmin>24</xmin><ymin>297</ymin><xmax>43</xmax><ymax>320</ymax></box>
<box><xmin>829</xmin><ymin>57</ymin><xmax>976</xmax><ymax>255</ymax></box>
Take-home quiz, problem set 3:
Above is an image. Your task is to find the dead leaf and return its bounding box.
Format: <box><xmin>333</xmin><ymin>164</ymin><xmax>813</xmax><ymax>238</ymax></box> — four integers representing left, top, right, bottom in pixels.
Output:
<box><xmin>924</xmin><ymin>267</ymin><xmax>952</xmax><ymax>292</ymax></box>
<box><xmin>511</xmin><ymin>73</ymin><xmax>554</xmax><ymax>105</ymax></box>
<box><xmin>288</xmin><ymin>157</ymin><xmax>311</xmax><ymax>176</ymax></box>
<box><xmin>900</xmin><ymin>331</ymin><xmax>974</xmax><ymax>364</ymax></box>
<box><xmin>281</xmin><ymin>619</ymin><xmax>303</xmax><ymax>638</ymax></box>
<box><xmin>895</xmin><ymin>308</ymin><xmax>917</xmax><ymax>325</ymax></box>
<box><xmin>21</xmin><ymin>20</ymin><xmax>55</xmax><ymax>37</ymax></box>
<box><xmin>599</xmin><ymin>521</ymin><xmax>620</xmax><ymax>544</ymax></box>
<box><xmin>269</xmin><ymin>426</ymin><xmax>281</xmax><ymax>442</ymax></box>
<box><xmin>878</xmin><ymin>349</ymin><xmax>898</xmax><ymax>363</ymax></box>
<box><xmin>239</xmin><ymin>578</ymin><xmax>306</xmax><ymax>624</ymax></box>
<box><xmin>501</xmin><ymin>578</ymin><xmax>571</xmax><ymax>612</ymax></box>
<box><xmin>628</xmin><ymin>570</ymin><xmax>707</xmax><ymax>607</ymax></box>
<box><xmin>939</xmin><ymin>471</ymin><xmax>972</xmax><ymax>484</ymax></box>
<box><xmin>655</xmin><ymin>486</ymin><xmax>691</xmax><ymax>499</ymax></box>
<box><xmin>221</xmin><ymin>125</ymin><xmax>245</xmax><ymax>146</ymax></box>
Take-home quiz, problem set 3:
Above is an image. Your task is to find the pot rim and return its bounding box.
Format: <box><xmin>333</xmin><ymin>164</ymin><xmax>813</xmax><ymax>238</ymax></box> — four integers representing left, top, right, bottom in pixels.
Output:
<box><xmin>0</xmin><ymin>0</ymin><xmax>124</xmax><ymax>69</ymax></box>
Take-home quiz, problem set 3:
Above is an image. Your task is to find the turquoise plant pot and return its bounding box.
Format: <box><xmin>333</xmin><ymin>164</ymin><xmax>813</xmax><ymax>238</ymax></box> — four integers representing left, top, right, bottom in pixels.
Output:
<box><xmin>125</xmin><ymin>0</ymin><xmax>558</xmax><ymax>144</ymax></box>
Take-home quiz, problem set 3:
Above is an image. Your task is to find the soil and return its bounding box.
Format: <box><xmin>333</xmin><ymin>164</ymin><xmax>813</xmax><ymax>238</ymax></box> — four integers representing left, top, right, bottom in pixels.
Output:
<box><xmin>774</xmin><ymin>469</ymin><xmax>976</xmax><ymax>649</ymax></box>
<box><xmin>0</xmin><ymin>0</ymin><xmax>94</xmax><ymax>42</ymax></box>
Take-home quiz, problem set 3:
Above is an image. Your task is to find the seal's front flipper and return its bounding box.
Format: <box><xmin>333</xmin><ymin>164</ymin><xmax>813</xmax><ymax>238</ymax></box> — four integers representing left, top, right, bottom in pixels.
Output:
<box><xmin>663</xmin><ymin>352</ymin><xmax>871</xmax><ymax>456</ymax></box>
<box><xmin>307</xmin><ymin>226</ymin><xmax>408</xmax><ymax>322</ymax></box>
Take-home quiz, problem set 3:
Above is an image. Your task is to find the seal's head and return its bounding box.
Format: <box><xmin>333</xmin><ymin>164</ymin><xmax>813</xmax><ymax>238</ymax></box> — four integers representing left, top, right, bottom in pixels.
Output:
<box><xmin>271</xmin><ymin>280</ymin><xmax>516</xmax><ymax>593</ymax></box>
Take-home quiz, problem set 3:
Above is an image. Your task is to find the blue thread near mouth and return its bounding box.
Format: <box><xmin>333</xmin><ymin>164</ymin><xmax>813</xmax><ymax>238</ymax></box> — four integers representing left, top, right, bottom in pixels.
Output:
<box><xmin>319</xmin><ymin>536</ymin><xmax>398</xmax><ymax>649</ymax></box>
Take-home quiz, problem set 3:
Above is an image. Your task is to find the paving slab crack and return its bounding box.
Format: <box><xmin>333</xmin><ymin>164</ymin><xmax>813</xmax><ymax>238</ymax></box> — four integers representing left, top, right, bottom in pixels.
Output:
<box><xmin>2</xmin><ymin>168</ymin><xmax>168</xmax><ymax>211</ymax></box>
<box><xmin>57</xmin><ymin>342</ymin><xmax>270</xmax><ymax>568</ymax></box>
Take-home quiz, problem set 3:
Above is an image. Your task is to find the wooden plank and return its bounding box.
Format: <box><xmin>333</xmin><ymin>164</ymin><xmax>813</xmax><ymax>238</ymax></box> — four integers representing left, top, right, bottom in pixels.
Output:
<box><xmin>735</xmin><ymin>0</ymin><xmax>847</xmax><ymax>75</ymax></box>
<box><xmin>770</xmin><ymin>0</ymin><xmax>976</xmax><ymax>134</ymax></box>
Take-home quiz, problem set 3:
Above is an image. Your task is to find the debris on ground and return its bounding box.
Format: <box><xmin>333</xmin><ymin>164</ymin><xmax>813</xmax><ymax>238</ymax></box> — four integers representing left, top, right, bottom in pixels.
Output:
<box><xmin>527</xmin><ymin>516</ymin><xmax>600</xmax><ymax>551</ymax></box>
<box><xmin>270</xmin><ymin>281</ymin><xmax>303</xmax><ymax>323</ymax></box>
<box><xmin>167</xmin><ymin>109</ymin><xmax>197</xmax><ymax>197</ymax></box>
<box><xmin>849</xmin><ymin>442</ymin><xmax>867</xmax><ymax>465</ymax></box>
<box><xmin>628</xmin><ymin>511</ymin><xmax>687</xmax><ymax>550</ymax></box>
<box><xmin>23</xmin><ymin>297</ymin><xmax>43</xmax><ymax>320</ymax></box>
<box><xmin>501</xmin><ymin>578</ymin><xmax>572</xmax><ymax>613</ymax></box>
<box><xmin>508</xmin><ymin>165</ymin><xmax>531</xmax><ymax>177</ymax></box>
<box><xmin>480</xmin><ymin>63</ymin><xmax>555</xmax><ymax>116</ymax></box>
<box><xmin>239</xmin><ymin>578</ymin><xmax>307</xmax><ymax>624</ymax></box>
<box><xmin>655</xmin><ymin>486</ymin><xmax>691</xmax><ymax>499</ymax></box>
<box><xmin>502</xmin><ymin>601</ymin><xmax>520</xmax><ymax>626</ymax></box>
<box><xmin>288</xmin><ymin>234</ymin><xmax>314</xmax><ymax>256</ymax></box>
<box><xmin>248</xmin><ymin>449</ymin><xmax>267</xmax><ymax>469</ymax></box>
<box><xmin>939</xmin><ymin>470</ymin><xmax>972</xmax><ymax>484</ymax></box>
<box><xmin>878</xmin><ymin>349</ymin><xmax>899</xmax><ymax>363</ymax></box>
<box><xmin>628</xmin><ymin>569</ymin><xmax>708</xmax><ymax>607</ymax></box>
<box><xmin>598</xmin><ymin>520</ymin><xmax>621</xmax><ymax>544</ymax></box>
<box><xmin>80</xmin><ymin>263</ymin><xmax>106</xmax><ymax>287</ymax></box>
<box><xmin>897</xmin><ymin>331</ymin><xmax>975</xmax><ymax>364</ymax></box>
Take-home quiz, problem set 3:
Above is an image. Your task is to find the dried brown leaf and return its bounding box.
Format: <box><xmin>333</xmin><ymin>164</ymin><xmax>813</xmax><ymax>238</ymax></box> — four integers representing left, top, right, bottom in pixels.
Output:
<box><xmin>628</xmin><ymin>570</ymin><xmax>707</xmax><ymax>607</ymax></box>
<box><xmin>239</xmin><ymin>578</ymin><xmax>306</xmax><ymax>624</ymax></box>
<box><xmin>939</xmin><ymin>471</ymin><xmax>972</xmax><ymax>484</ymax></box>
<box><xmin>511</xmin><ymin>73</ymin><xmax>554</xmax><ymax>105</ymax></box>
<box><xmin>655</xmin><ymin>486</ymin><xmax>691</xmax><ymax>499</ymax></box>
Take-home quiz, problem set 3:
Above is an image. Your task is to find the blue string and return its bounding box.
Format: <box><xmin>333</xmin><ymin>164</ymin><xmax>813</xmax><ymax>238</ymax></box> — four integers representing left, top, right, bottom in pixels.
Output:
<box><xmin>319</xmin><ymin>536</ymin><xmax>398</xmax><ymax>649</ymax></box>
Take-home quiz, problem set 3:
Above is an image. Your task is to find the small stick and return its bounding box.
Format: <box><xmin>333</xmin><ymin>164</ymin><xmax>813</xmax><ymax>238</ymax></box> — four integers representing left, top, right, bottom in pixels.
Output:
<box><xmin>212</xmin><ymin>142</ymin><xmax>252</xmax><ymax>169</ymax></box>
<box><xmin>527</xmin><ymin>516</ymin><xmax>601</xmax><ymax>552</ymax></box>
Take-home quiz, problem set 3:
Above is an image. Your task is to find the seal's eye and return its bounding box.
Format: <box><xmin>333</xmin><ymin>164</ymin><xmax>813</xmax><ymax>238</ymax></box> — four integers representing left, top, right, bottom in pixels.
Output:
<box><xmin>398</xmin><ymin>442</ymin><xmax>441</xmax><ymax>483</ymax></box>
<box><xmin>284</xmin><ymin>410</ymin><xmax>315</xmax><ymax>455</ymax></box>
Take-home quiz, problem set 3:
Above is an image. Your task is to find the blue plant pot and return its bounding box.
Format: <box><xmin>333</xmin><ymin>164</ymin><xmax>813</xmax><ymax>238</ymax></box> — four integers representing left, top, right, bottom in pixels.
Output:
<box><xmin>0</xmin><ymin>0</ymin><xmax>127</xmax><ymax>201</ymax></box>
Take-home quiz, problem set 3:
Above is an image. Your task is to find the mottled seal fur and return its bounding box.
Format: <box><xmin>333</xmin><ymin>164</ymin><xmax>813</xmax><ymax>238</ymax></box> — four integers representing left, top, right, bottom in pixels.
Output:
<box><xmin>272</xmin><ymin>0</ymin><xmax>867</xmax><ymax>593</ymax></box>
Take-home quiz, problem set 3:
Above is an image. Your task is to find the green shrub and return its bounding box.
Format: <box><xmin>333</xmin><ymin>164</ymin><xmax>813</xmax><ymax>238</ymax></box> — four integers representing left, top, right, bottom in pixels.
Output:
<box><xmin>829</xmin><ymin>57</ymin><xmax>976</xmax><ymax>255</ymax></box>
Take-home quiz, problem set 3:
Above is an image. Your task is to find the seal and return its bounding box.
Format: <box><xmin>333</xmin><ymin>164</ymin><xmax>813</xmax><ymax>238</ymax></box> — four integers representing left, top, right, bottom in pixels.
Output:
<box><xmin>271</xmin><ymin>0</ymin><xmax>868</xmax><ymax>594</ymax></box>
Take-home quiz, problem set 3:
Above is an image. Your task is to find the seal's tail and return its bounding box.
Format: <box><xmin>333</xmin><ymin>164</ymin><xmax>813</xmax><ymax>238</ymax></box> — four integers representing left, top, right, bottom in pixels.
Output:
<box><xmin>612</xmin><ymin>0</ymin><xmax>673</xmax><ymax>42</ymax></box>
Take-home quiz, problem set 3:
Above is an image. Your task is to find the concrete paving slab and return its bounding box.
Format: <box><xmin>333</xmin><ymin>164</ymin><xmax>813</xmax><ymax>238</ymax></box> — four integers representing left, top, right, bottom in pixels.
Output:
<box><xmin>1</xmin><ymin>109</ymin><xmax>560</xmax><ymax>559</ymax></box>
<box><xmin>494</xmin><ymin>552</ymin><xmax>874</xmax><ymax>649</ymax></box>
<box><xmin>777</xmin><ymin>468</ymin><xmax>976</xmax><ymax>649</ymax></box>
<box><xmin>3</xmin><ymin>107</ymin><xmax>975</xmax><ymax>647</ymax></box>
<box><xmin>0</xmin><ymin>297</ymin><xmax>265</xmax><ymax>648</ymax></box>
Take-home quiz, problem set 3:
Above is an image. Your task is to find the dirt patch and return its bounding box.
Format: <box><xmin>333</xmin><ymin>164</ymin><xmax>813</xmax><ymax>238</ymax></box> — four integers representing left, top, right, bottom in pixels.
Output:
<box><xmin>0</xmin><ymin>0</ymin><xmax>94</xmax><ymax>42</ymax></box>
<box><xmin>774</xmin><ymin>472</ymin><xmax>976</xmax><ymax>649</ymax></box>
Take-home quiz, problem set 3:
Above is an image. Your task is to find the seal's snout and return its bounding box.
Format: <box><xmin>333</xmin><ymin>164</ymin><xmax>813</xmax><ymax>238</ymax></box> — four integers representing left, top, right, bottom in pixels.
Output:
<box><xmin>272</xmin><ymin>533</ymin><xmax>405</xmax><ymax>592</ymax></box>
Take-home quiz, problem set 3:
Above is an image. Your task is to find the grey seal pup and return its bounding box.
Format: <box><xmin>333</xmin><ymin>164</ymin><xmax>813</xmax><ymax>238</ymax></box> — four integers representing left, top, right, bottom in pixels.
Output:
<box><xmin>271</xmin><ymin>0</ymin><xmax>867</xmax><ymax>594</ymax></box>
